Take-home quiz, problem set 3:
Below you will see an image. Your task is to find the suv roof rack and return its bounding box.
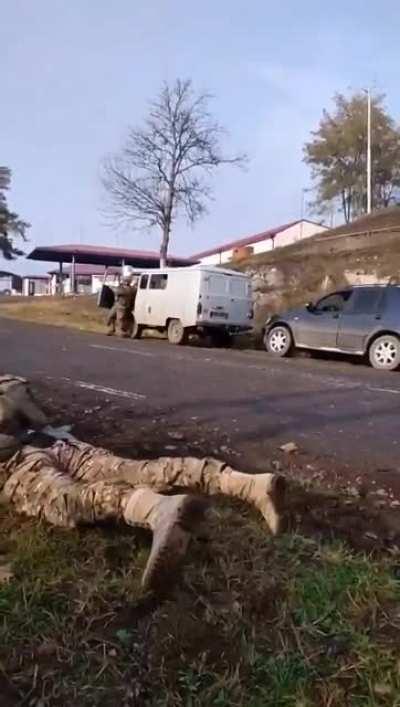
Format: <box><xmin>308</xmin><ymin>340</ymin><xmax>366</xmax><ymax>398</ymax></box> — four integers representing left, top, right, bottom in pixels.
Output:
<box><xmin>352</xmin><ymin>282</ymin><xmax>400</xmax><ymax>288</ymax></box>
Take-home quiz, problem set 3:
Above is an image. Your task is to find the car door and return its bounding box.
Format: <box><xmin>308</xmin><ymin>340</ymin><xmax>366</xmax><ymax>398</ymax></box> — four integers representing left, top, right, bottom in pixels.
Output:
<box><xmin>336</xmin><ymin>287</ymin><xmax>385</xmax><ymax>352</ymax></box>
<box><xmin>294</xmin><ymin>291</ymin><xmax>352</xmax><ymax>349</ymax></box>
<box><xmin>135</xmin><ymin>274</ymin><xmax>149</xmax><ymax>324</ymax></box>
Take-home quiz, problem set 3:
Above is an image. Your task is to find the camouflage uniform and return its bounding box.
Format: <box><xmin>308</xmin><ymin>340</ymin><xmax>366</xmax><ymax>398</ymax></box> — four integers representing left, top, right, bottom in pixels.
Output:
<box><xmin>0</xmin><ymin>376</ymin><xmax>48</xmax><ymax>461</ymax></box>
<box><xmin>107</xmin><ymin>282</ymin><xmax>137</xmax><ymax>337</ymax></box>
<box><xmin>0</xmin><ymin>376</ymin><xmax>285</xmax><ymax>591</ymax></box>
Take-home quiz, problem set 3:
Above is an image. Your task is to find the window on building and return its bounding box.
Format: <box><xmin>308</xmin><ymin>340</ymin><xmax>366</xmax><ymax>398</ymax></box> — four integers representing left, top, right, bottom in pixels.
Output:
<box><xmin>149</xmin><ymin>274</ymin><xmax>168</xmax><ymax>290</ymax></box>
<box><xmin>140</xmin><ymin>275</ymin><xmax>149</xmax><ymax>289</ymax></box>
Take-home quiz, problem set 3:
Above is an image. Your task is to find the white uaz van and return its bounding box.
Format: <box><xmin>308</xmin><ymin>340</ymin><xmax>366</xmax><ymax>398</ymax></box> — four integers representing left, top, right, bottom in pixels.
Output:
<box><xmin>132</xmin><ymin>265</ymin><xmax>253</xmax><ymax>345</ymax></box>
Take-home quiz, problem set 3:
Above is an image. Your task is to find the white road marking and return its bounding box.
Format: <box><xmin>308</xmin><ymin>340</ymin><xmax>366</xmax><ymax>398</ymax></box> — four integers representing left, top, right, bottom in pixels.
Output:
<box><xmin>69</xmin><ymin>378</ymin><xmax>399</xmax><ymax>403</ymax></box>
<box><xmin>367</xmin><ymin>386</ymin><xmax>400</xmax><ymax>395</ymax></box>
<box><xmin>90</xmin><ymin>344</ymin><xmax>155</xmax><ymax>357</ymax></box>
<box><xmin>47</xmin><ymin>375</ymin><xmax>146</xmax><ymax>400</ymax></box>
<box><xmin>75</xmin><ymin>381</ymin><xmax>146</xmax><ymax>400</ymax></box>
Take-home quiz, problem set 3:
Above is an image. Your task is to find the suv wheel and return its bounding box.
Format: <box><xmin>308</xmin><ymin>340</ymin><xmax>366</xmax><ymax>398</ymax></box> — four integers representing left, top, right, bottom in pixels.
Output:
<box><xmin>264</xmin><ymin>325</ymin><xmax>293</xmax><ymax>357</ymax></box>
<box><xmin>369</xmin><ymin>334</ymin><xmax>400</xmax><ymax>371</ymax></box>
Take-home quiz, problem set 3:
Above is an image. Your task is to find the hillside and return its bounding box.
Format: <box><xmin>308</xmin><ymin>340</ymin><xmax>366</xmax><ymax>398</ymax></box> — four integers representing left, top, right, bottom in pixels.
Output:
<box><xmin>231</xmin><ymin>207</ymin><xmax>400</xmax><ymax>327</ymax></box>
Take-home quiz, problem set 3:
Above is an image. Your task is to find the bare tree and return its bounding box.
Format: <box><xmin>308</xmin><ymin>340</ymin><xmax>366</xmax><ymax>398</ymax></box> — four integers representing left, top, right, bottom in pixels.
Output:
<box><xmin>102</xmin><ymin>79</ymin><xmax>245</xmax><ymax>266</ymax></box>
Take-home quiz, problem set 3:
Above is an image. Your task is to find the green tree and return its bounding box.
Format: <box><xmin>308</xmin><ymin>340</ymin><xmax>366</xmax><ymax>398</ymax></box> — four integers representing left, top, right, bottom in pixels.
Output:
<box><xmin>102</xmin><ymin>79</ymin><xmax>245</xmax><ymax>266</ymax></box>
<box><xmin>0</xmin><ymin>166</ymin><xmax>29</xmax><ymax>259</ymax></box>
<box><xmin>304</xmin><ymin>92</ymin><xmax>400</xmax><ymax>222</ymax></box>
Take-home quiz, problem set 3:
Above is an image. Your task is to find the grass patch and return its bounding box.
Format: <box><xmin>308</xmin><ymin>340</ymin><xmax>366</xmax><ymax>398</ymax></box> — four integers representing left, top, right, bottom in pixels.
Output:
<box><xmin>1</xmin><ymin>500</ymin><xmax>400</xmax><ymax>705</ymax></box>
<box><xmin>0</xmin><ymin>295</ymin><xmax>105</xmax><ymax>333</ymax></box>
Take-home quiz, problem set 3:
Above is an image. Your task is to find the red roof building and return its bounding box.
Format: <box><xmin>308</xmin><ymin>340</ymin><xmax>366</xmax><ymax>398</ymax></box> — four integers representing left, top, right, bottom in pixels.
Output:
<box><xmin>191</xmin><ymin>219</ymin><xmax>328</xmax><ymax>264</ymax></box>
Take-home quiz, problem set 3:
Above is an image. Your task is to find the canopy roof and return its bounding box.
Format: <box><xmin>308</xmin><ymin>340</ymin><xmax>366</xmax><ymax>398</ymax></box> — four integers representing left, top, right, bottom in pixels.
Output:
<box><xmin>27</xmin><ymin>244</ymin><xmax>196</xmax><ymax>268</ymax></box>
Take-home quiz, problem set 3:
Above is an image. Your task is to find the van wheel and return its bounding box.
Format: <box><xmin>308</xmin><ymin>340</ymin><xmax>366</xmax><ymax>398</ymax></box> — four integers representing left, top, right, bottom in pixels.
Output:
<box><xmin>167</xmin><ymin>319</ymin><xmax>188</xmax><ymax>345</ymax></box>
<box><xmin>369</xmin><ymin>334</ymin><xmax>400</xmax><ymax>370</ymax></box>
<box><xmin>131</xmin><ymin>319</ymin><xmax>143</xmax><ymax>340</ymax></box>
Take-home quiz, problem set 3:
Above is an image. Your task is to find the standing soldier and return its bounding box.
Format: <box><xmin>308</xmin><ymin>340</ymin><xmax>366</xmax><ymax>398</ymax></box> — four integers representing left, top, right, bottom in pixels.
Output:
<box><xmin>107</xmin><ymin>267</ymin><xmax>138</xmax><ymax>337</ymax></box>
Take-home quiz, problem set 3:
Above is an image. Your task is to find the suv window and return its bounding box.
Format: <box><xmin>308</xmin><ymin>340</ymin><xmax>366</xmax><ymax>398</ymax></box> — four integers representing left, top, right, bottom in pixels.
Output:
<box><xmin>348</xmin><ymin>288</ymin><xmax>382</xmax><ymax>314</ymax></box>
<box><xmin>149</xmin><ymin>274</ymin><xmax>168</xmax><ymax>290</ymax></box>
<box><xmin>314</xmin><ymin>291</ymin><xmax>352</xmax><ymax>313</ymax></box>
<box><xmin>383</xmin><ymin>286</ymin><xmax>400</xmax><ymax>312</ymax></box>
<box><xmin>140</xmin><ymin>275</ymin><xmax>149</xmax><ymax>289</ymax></box>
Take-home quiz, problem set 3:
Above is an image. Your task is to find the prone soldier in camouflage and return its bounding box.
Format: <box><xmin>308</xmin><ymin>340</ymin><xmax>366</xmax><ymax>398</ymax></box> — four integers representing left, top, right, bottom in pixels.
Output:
<box><xmin>107</xmin><ymin>271</ymin><xmax>138</xmax><ymax>337</ymax></box>
<box><xmin>0</xmin><ymin>375</ymin><xmax>286</xmax><ymax>592</ymax></box>
<box><xmin>0</xmin><ymin>375</ymin><xmax>48</xmax><ymax>461</ymax></box>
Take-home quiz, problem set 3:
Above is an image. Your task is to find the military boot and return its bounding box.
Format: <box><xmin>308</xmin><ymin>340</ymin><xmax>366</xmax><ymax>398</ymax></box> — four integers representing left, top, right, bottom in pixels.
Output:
<box><xmin>219</xmin><ymin>471</ymin><xmax>286</xmax><ymax>535</ymax></box>
<box><xmin>122</xmin><ymin>489</ymin><xmax>208</xmax><ymax>592</ymax></box>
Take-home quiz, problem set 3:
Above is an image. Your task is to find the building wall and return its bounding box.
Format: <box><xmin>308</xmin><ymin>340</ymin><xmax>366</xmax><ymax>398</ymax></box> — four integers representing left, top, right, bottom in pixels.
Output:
<box><xmin>49</xmin><ymin>273</ymin><xmax>121</xmax><ymax>295</ymax></box>
<box><xmin>197</xmin><ymin>221</ymin><xmax>328</xmax><ymax>264</ymax></box>
<box><xmin>91</xmin><ymin>274</ymin><xmax>120</xmax><ymax>294</ymax></box>
<box><xmin>199</xmin><ymin>252</ymin><xmax>225</xmax><ymax>265</ymax></box>
<box><xmin>273</xmin><ymin>221</ymin><xmax>326</xmax><ymax>249</ymax></box>
<box><xmin>248</xmin><ymin>237</ymin><xmax>274</xmax><ymax>255</ymax></box>
<box><xmin>0</xmin><ymin>274</ymin><xmax>22</xmax><ymax>295</ymax></box>
<box><xmin>0</xmin><ymin>275</ymin><xmax>13</xmax><ymax>294</ymax></box>
<box><xmin>49</xmin><ymin>274</ymin><xmax>66</xmax><ymax>295</ymax></box>
<box><xmin>22</xmin><ymin>278</ymin><xmax>49</xmax><ymax>296</ymax></box>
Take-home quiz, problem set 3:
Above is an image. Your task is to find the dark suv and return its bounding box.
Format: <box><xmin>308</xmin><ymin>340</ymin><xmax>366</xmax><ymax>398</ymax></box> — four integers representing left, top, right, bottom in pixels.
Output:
<box><xmin>263</xmin><ymin>285</ymin><xmax>400</xmax><ymax>371</ymax></box>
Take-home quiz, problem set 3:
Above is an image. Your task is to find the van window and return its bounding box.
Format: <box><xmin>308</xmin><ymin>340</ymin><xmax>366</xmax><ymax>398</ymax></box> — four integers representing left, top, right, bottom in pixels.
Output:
<box><xmin>207</xmin><ymin>275</ymin><xmax>228</xmax><ymax>295</ymax></box>
<box><xmin>229</xmin><ymin>278</ymin><xmax>247</xmax><ymax>297</ymax></box>
<box><xmin>149</xmin><ymin>274</ymin><xmax>168</xmax><ymax>290</ymax></box>
<box><xmin>140</xmin><ymin>275</ymin><xmax>149</xmax><ymax>289</ymax></box>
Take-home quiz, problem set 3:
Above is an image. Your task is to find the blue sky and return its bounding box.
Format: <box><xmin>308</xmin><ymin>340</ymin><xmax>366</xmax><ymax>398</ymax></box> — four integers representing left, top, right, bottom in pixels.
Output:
<box><xmin>1</xmin><ymin>0</ymin><xmax>400</xmax><ymax>274</ymax></box>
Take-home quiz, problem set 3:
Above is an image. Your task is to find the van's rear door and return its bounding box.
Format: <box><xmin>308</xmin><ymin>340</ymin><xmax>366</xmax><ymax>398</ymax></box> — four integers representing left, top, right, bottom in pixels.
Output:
<box><xmin>227</xmin><ymin>275</ymin><xmax>252</xmax><ymax>324</ymax></box>
<box><xmin>204</xmin><ymin>273</ymin><xmax>229</xmax><ymax>322</ymax></box>
<box><xmin>204</xmin><ymin>273</ymin><xmax>251</xmax><ymax>325</ymax></box>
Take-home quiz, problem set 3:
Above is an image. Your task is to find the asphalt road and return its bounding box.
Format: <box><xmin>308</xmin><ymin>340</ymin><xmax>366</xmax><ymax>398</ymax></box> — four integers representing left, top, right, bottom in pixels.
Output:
<box><xmin>1</xmin><ymin>317</ymin><xmax>400</xmax><ymax>469</ymax></box>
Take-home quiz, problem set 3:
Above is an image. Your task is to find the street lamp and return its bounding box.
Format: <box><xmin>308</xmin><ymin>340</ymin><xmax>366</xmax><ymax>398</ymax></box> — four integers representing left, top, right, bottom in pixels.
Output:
<box><xmin>363</xmin><ymin>88</ymin><xmax>372</xmax><ymax>214</ymax></box>
<box><xmin>300</xmin><ymin>187</ymin><xmax>308</xmax><ymax>240</ymax></box>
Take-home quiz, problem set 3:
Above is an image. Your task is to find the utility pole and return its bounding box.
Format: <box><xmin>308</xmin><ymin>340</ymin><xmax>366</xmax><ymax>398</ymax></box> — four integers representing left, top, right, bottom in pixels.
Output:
<box><xmin>300</xmin><ymin>188</ymin><xmax>306</xmax><ymax>221</ymax></box>
<box><xmin>367</xmin><ymin>88</ymin><xmax>372</xmax><ymax>214</ymax></box>
<box><xmin>300</xmin><ymin>187</ymin><xmax>307</xmax><ymax>240</ymax></box>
